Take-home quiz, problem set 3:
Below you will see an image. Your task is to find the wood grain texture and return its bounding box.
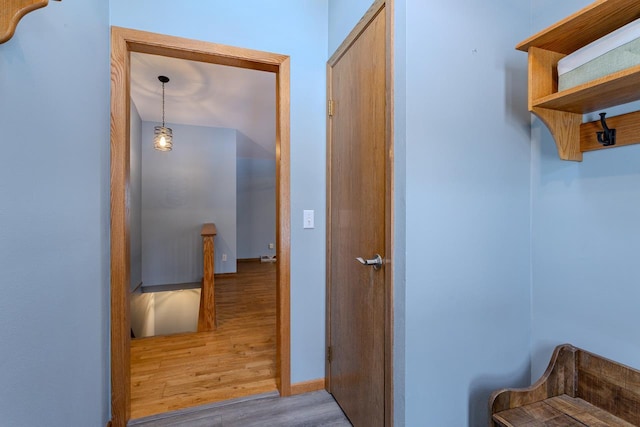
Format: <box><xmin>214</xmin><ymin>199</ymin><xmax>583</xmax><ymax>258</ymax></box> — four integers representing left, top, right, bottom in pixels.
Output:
<box><xmin>490</xmin><ymin>344</ymin><xmax>577</xmax><ymax>423</ymax></box>
<box><xmin>291</xmin><ymin>378</ymin><xmax>326</xmax><ymax>396</ymax></box>
<box><xmin>110</xmin><ymin>26</ymin><xmax>132</xmax><ymax>427</ymax></box>
<box><xmin>533</xmin><ymin>64</ymin><xmax>640</xmax><ymax>114</ymax></box>
<box><xmin>490</xmin><ymin>344</ymin><xmax>640</xmax><ymax>427</ymax></box>
<box><xmin>325</xmin><ymin>62</ymin><xmax>334</xmax><ymax>395</ymax></box>
<box><xmin>494</xmin><ymin>395</ymin><xmax>635</xmax><ymax>427</ymax></box>
<box><xmin>111</xmin><ymin>27</ymin><xmax>286</xmax><ymax>73</ymax></box>
<box><xmin>493</xmin><ymin>396</ymin><xmax>634</xmax><ymax>427</ymax></box>
<box><xmin>576</xmin><ymin>350</ymin><xmax>640</xmax><ymax>425</ymax></box>
<box><xmin>528</xmin><ymin>47</ymin><xmax>565</xmax><ymax>111</ymax></box>
<box><xmin>200</xmin><ymin>223</ymin><xmax>217</xmax><ymax>236</ymax></box>
<box><xmin>0</xmin><ymin>0</ymin><xmax>48</xmax><ymax>44</ymax></box>
<box><xmin>130</xmin><ymin>262</ymin><xmax>277</xmax><ymax>420</ymax></box>
<box><xmin>110</xmin><ymin>26</ymin><xmax>291</xmax><ymax>426</ymax></box>
<box><xmin>548</xmin><ymin>395</ymin><xmax>635</xmax><ymax>426</ymax></box>
<box><xmin>129</xmin><ymin>390</ymin><xmax>351</xmax><ymax>427</ymax></box>
<box><xmin>328</xmin><ymin>5</ymin><xmax>387</xmax><ymax>427</ymax></box>
<box><xmin>275</xmin><ymin>56</ymin><xmax>291</xmax><ymax>397</ymax></box>
<box><xmin>516</xmin><ymin>0</ymin><xmax>640</xmax><ymax>54</ymax></box>
<box><xmin>328</xmin><ymin>0</ymin><xmax>386</xmax><ymax>65</ymax></box>
<box><xmin>493</xmin><ymin>400</ymin><xmax>584</xmax><ymax>427</ymax></box>
<box><xmin>518</xmin><ymin>0</ymin><xmax>640</xmax><ymax>161</ymax></box>
<box><xmin>532</xmin><ymin>108</ymin><xmax>583</xmax><ymax>161</ymax></box>
<box><xmin>198</xmin><ymin>223</ymin><xmax>217</xmax><ymax>332</ymax></box>
<box><xmin>580</xmin><ymin>110</ymin><xmax>640</xmax><ymax>152</ymax></box>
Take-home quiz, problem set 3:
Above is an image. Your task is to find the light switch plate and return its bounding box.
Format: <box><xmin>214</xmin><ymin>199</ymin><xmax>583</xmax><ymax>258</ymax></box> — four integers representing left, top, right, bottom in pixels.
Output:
<box><xmin>303</xmin><ymin>210</ymin><xmax>314</xmax><ymax>229</ymax></box>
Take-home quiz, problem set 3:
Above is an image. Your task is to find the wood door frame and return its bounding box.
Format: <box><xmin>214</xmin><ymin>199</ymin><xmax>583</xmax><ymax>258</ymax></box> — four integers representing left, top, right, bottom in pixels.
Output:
<box><xmin>325</xmin><ymin>0</ymin><xmax>394</xmax><ymax>426</ymax></box>
<box><xmin>110</xmin><ymin>26</ymin><xmax>291</xmax><ymax>427</ymax></box>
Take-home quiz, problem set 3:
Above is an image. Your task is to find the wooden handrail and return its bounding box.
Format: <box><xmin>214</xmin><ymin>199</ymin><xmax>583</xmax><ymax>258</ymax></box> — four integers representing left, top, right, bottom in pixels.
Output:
<box><xmin>198</xmin><ymin>223</ymin><xmax>217</xmax><ymax>332</ymax></box>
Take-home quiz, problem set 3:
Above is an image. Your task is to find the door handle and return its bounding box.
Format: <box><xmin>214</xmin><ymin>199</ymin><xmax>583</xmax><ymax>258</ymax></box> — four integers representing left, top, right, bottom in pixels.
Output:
<box><xmin>355</xmin><ymin>254</ymin><xmax>383</xmax><ymax>270</ymax></box>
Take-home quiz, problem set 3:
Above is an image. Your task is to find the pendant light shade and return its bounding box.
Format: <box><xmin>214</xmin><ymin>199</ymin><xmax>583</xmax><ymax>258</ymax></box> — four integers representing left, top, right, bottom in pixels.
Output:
<box><xmin>153</xmin><ymin>125</ymin><xmax>173</xmax><ymax>151</ymax></box>
<box><xmin>154</xmin><ymin>75</ymin><xmax>173</xmax><ymax>151</ymax></box>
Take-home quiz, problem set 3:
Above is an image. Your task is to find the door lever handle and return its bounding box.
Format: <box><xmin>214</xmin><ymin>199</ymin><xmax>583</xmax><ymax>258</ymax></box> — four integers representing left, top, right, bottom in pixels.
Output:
<box><xmin>355</xmin><ymin>254</ymin><xmax>383</xmax><ymax>270</ymax></box>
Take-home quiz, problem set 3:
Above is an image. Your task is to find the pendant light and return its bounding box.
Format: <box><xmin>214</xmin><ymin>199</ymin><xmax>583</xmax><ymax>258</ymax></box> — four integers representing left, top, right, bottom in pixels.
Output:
<box><xmin>154</xmin><ymin>75</ymin><xmax>173</xmax><ymax>151</ymax></box>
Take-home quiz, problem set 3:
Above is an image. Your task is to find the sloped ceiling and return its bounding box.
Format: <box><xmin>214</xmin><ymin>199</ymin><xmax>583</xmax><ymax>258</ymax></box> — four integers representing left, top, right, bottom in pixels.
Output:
<box><xmin>130</xmin><ymin>52</ymin><xmax>276</xmax><ymax>159</ymax></box>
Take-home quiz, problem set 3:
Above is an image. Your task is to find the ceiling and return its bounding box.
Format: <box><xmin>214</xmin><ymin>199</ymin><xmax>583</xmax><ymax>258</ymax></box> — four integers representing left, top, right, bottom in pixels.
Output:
<box><xmin>130</xmin><ymin>52</ymin><xmax>276</xmax><ymax>159</ymax></box>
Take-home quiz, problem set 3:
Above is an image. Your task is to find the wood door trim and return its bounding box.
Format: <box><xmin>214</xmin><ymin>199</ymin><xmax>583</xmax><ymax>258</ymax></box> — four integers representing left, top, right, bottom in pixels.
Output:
<box><xmin>110</xmin><ymin>26</ymin><xmax>291</xmax><ymax>427</ymax></box>
<box><xmin>325</xmin><ymin>1</ymin><xmax>394</xmax><ymax>426</ymax></box>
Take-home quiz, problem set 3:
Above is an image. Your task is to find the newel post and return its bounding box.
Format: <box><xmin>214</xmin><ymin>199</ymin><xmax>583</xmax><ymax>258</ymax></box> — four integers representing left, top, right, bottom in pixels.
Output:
<box><xmin>199</xmin><ymin>223</ymin><xmax>217</xmax><ymax>331</ymax></box>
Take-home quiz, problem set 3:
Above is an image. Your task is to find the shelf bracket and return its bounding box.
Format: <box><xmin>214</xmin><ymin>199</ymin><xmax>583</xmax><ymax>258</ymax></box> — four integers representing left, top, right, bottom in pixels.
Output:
<box><xmin>532</xmin><ymin>107</ymin><xmax>583</xmax><ymax>161</ymax></box>
<box><xmin>0</xmin><ymin>0</ymin><xmax>61</xmax><ymax>45</ymax></box>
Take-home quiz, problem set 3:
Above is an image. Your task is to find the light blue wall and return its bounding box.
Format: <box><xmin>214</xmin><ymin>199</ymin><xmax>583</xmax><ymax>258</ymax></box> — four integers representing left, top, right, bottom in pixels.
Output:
<box><xmin>7</xmin><ymin>1</ymin><xmax>635</xmax><ymax>424</ymax></box>
<box><xmin>327</xmin><ymin>0</ymin><xmax>373</xmax><ymax>55</ymax></box>
<box><xmin>0</xmin><ymin>1</ymin><xmax>110</xmax><ymax>426</ymax></box>
<box><xmin>237</xmin><ymin>158</ymin><xmax>276</xmax><ymax>259</ymax></box>
<box><xmin>131</xmin><ymin>100</ymin><xmax>143</xmax><ymax>290</ymax></box>
<box><xmin>393</xmin><ymin>1</ymin><xmax>407</xmax><ymax>425</ymax></box>
<box><xmin>141</xmin><ymin>123</ymin><xmax>237</xmax><ymax>281</ymax></box>
<box><xmin>111</xmin><ymin>0</ymin><xmax>329</xmax><ymax>382</ymax></box>
<box><xmin>530</xmin><ymin>0</ymin><xmax>640</xmax><ymax>380</ymax></box>
<box><xmin>404</xmin><ymin>0</ymin><xmax>532</xmax><ymax>425</ymax></box>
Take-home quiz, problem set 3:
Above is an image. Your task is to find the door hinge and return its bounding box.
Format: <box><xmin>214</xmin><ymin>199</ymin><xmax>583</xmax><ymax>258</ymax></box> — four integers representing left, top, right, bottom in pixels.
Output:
<box><xmin>328</xmin><ymin>100</ymin><xmax>334</xmax><ymax>117</ymax></box>
<box><xmin>327</xmin><ymin>346</ymin><xmax>333</xmax><ymax>363</ymax></box>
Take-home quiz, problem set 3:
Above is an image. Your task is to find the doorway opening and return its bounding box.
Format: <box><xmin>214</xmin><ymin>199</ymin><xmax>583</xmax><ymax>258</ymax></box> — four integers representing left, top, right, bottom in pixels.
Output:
<box><xmin>110</xmin><ymin>26</ymin><xmax>291</xmax><ymax>427</ymax></box>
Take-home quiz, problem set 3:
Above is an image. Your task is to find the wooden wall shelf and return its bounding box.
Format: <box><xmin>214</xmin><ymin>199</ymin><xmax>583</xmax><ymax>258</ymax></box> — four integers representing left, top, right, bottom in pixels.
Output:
<box><xmin>517</xmin><ymin>0</ymin><xmax>640</xmax><ymax>161</ymax></box>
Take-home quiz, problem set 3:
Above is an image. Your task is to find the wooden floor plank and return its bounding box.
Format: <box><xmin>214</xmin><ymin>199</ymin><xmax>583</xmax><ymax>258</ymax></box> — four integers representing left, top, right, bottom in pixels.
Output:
<box><xmin>130</xmin><ymin>263</ymin><xmax>278</xmax><ymax>419</ymax></box>
<box><xmin>128</xmin><ymin>391</ymin><xmax>351</xmax><ymax>427</ymax></box>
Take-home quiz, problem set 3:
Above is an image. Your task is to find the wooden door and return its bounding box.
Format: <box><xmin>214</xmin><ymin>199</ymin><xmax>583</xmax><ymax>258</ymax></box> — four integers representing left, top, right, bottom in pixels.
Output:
<box><xmin>327</xmin><ymin>4</ymin><xmax>388</xmax><ymax>427</ymax></box>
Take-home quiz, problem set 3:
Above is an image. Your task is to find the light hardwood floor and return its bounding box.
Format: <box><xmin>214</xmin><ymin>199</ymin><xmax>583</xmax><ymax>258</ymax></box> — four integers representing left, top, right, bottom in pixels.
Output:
<box><xmin>130</xmin><ymin>262</ymin><xmax>277</xmax><ymax>419</ymax></box>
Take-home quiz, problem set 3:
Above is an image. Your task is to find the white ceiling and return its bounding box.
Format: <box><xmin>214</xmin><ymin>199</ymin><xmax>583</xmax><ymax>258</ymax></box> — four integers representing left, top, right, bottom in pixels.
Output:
<box><xmin>130</xmin><ymin>52</ymin><xmax>276</xmax><ymax>159</ymax></box>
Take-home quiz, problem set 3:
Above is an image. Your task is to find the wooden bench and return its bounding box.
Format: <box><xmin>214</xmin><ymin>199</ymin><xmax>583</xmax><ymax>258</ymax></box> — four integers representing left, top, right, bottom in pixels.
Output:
<box><xmin>489</xmin><ymin>344</ymin><xmax>640</xmax><ymax>426</ymax></box>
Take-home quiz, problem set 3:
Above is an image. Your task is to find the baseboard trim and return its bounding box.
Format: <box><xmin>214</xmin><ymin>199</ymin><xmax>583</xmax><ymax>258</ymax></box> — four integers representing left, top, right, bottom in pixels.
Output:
<box><xmin>238</xmin><ymin>258</ymin><xmax>261</xmax><ymax>263</ymax></box>
<box><xmin>290</xmin><ymin>378</ymin><xmax>326</xmax><ymax>395</ymax></box>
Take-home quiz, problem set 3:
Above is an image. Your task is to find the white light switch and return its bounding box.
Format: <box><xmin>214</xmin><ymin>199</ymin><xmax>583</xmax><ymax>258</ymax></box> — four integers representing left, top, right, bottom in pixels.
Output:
<box><xmin>303</xmin><ymin>210</ymin><xmax>315</xmax><ymax>229</ymax></box>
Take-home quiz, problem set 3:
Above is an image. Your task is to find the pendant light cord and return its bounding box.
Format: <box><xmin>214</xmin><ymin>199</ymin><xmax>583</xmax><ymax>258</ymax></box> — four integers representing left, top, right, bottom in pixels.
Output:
<box><xmin>162</xmin><ymin>81</ymin><xmax>166</xmax><ymax>127</ymax></box>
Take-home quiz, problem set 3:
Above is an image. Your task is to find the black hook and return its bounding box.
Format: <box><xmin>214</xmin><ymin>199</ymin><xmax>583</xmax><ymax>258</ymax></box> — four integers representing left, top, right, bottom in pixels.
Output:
<box><xmin>596</xmin><ymin>112</ymin><xmax>616</xmax><ymax>146</ymax></box>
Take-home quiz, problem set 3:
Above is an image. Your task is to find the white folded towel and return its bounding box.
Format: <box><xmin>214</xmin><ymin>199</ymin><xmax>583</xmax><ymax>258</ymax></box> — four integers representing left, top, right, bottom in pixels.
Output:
<box><xmin>558</xmin><ymin>17</ymin><xmax>640</xmax><ymax>75</ymax></box>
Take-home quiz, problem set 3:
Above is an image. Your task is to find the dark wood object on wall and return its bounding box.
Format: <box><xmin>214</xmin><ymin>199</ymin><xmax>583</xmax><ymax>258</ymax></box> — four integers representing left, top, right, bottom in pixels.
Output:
<box><xmin>0</xmin><ymin>0</ymin><xmax>60</xmax><ymax>44</ymax></box>
<box><xmin>490</xmin><ymin>343</ymin><xmax>640</xmax><ymax>426</ymax></box>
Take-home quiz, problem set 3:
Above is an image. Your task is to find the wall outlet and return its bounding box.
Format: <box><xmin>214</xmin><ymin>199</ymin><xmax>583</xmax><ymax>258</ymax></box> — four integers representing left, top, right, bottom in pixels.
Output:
<box><xmin>222</xmin><ymin>254</ymin><xmax>227</xmax><ymax>262</ymax></box>
<box><xmin>269</xmin><ymin>243</ymin><xmax>274</xmax><ymax>249</ymax></box>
